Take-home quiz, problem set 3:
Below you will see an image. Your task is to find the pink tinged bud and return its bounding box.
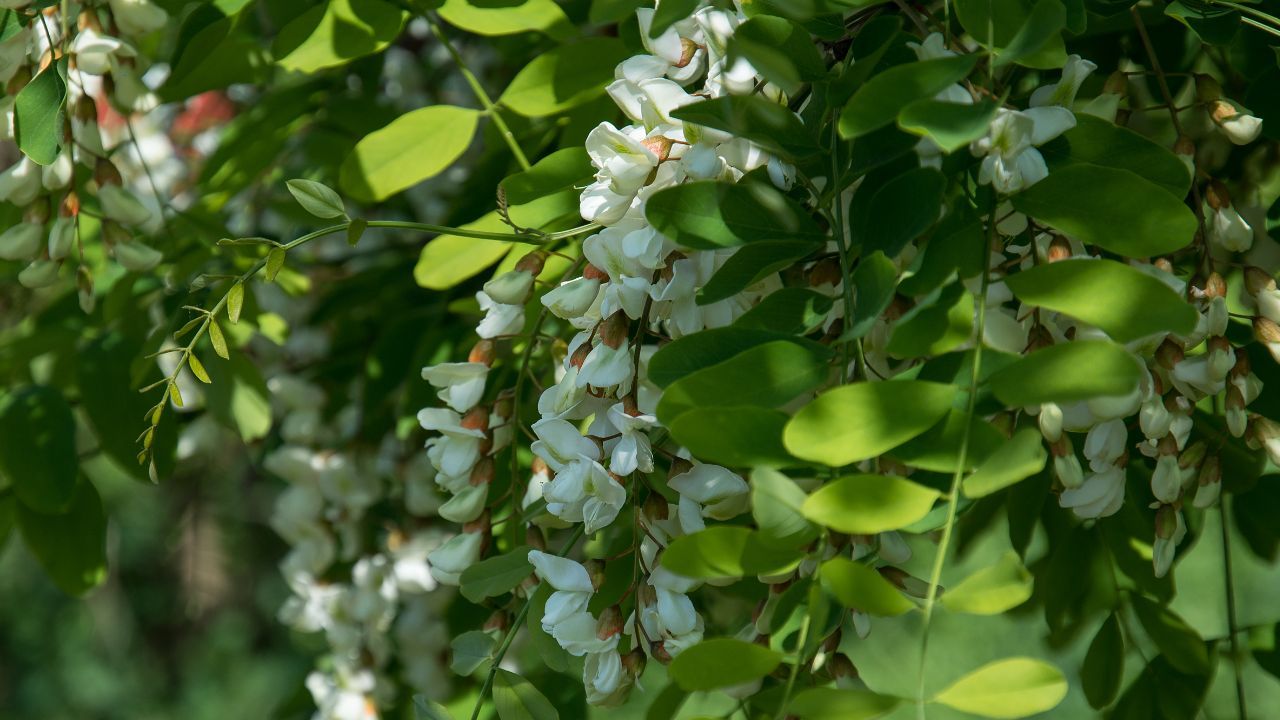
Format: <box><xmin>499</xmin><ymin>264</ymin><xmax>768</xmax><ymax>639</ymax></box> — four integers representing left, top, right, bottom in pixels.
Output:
<box><xmin>469</xmin><ymin>339</ymin><xmax>496</xmax><ymax>366</ymax></box>
<box><xmin>1245</xmin><ymin>267</ymin><xmax>1276</xmax><ymax>296</ymax></box>
<box><xmin>1192</xmin><ymin>455</ymin><xmax>1222</xmax><ymax>509</ymax></box>
<box><xmin>599</xmin><ymin>312</ymin><xmax>630</xmax><ymax>349</ymax></box>
<box><xmin>641</xmin><ymin>135</ymin><xmax>674</xmax><ymax>162</ymax></box>
<box><xmin>597</xmin><ymin>605</ymin><xmax>624</xmax><ymax>639</ymax></box>
<box><xmin>676</xmin><ymin>38</ymin><xmax>698</xmax><ymax>68</ymax></box>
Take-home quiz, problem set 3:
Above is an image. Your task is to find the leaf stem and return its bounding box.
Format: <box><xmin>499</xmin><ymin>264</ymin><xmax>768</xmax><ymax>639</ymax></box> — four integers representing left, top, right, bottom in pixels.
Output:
<box><xmin>1220</xmin><ymin>499</ymin><xmax>1249</xmax><ymax>719</ymax></box>
<box><xmin>916</xmin><ymin>194</ymin><xmax>995</xmax><ymax>718</ymax></box>
<box><xmin>829</xmin><ymin>123</ymin><xmax>857</xmax><ymax>384</ymax></box>
<box><xmin>426</xmin><ymin>16</ymin><xmax>532</xmax><ymax>171</ymax></box>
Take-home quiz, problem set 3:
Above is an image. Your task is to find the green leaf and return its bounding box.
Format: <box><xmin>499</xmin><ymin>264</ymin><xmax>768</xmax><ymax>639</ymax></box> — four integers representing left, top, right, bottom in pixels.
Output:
<box><xmin>886</xmin><ymin>283</ymin><xmax>974</xmax><ymax>358</ymax></box>
<box><xmin>227</xmin><ymin>283</ymin><xmax>244</xmax><ymax>323</ymax></box>
<box><xmin>661</xmin><ymin>526</ymin><xmax>804</xmax><ymax>579</ymax></box>
<box><xmin>450</xmin><ymin>630</ymin><xmax>497</xmax><ymax>675</ymax></box>
<box><xmin>415</xmin><ymin>213</ymin><xmax>517</xmax><ymax>290</ymax></box>
<box><xmin>993</xmin><ymin>0</ymin><xmax>1066</xmax><ymax>68</ymax></box>
<box><xmin>16</xmin><ymin>479</ymin><xmax>107</xmax><ymax>596</ymax></box>
<box><xmin>1082</xmin><ymin>614</ymin><xmax>1124</xmax><ymax>709</ymax></box>
<box><xmin>861</xmin><ymin>168</ymin><xmax>947</xmax><ymax>258</ymax></box>
<box><xmin>667</xmin><ymin>406</ymin><xmax>795</xmax><ymax>467</ymax></box>
<box><xmin>500</xmin><ymin>37</ymin><xmax>629</xmax><ymax>117</ymax></box>
<box><xmin>340</xmin><ymin>105</ymin><xmax>480</xmax><ymax>203</ymax></box>
<box><xmin>161</xmin><ymin>6</ymin><xmax>264</xmax><ymax>102</ymax></box>
<box><xmin>1010</xmin><ymin>166</ymin><xmax>1197</xmax><ymax>257</ymax></box>
<box><xmin>788</xmin><ymin>687</ymin><xmax>901</xmax><ymax>720</ymax></box>
<box><xmin>493</xmin><ymin>669</ymin><xmax>558</xmax><ymax>720</ymax></box>
<box><xmin>729</xmin><ymin>15</ymin><xmax>826</xmax><ymax>95</ymax></box>
<box><xmin>414</xmin><ymin>696</ymin><xmax>456</xmax><ymax>720</ymax></box>
<box><xmin>955</xmin><ymin>0</ymin><xmax>1067</xmax><ymax>69</ymax></box>
<box><xmin>648</xmin><ymin>327</ymin><xmax>832</xmax><ymax>388</ymax></box>
<box><xmin>459</xmin><ymin>545</ymin><xmax>533</xmax><ymax>604</ymax></box>
<box><xmin>891</xmin><ymin>410</ymin><xmax>1005</xmax><ymax>473</ymax></box>
<box><xmin>1004</xmin><ymin>259</ymin><xmax>1198</xmax><ymax>343</ymax></box>
<box><xmin>899</xmin><ymin>98</ymin><xmax>1000</xmax><ymax>153</ymax></box>
<box><xmin>645</xmin><ymin>180</ymin><xmax>825</xmax><ymax>249</ymax></box>
<box><xmin>0</xmin><ymin>386</ymin><xmax>77</xmax><ymax>513</ymax></box>
<box><xmin>438</xmin><ymin>0</ymin><xmax>572</xmax><ymax>39</ymax></box>
<box><xmin>274</xmin><ymin>0</ymin><xmax>406</xmax><ymax>73</ymax></box>
<box><xmin>839</xmin><ymin>55</ymin><xmax>980</xmax><ymax>138</ymax></box>
<box><xmin>286</xmin><ymin>179</ymin><xmax>346</xmax><ymax>219</ymax></box>
<box><xmin>498</xmin><ymin>147</ymin><xmax>592</xmax><ymax>227</ymax></box>
<box><xmin>986</xmin><ymin>340</ymin><xmax>1141</xmax><ymax>408</ymax></box>
<box><xmin>14</xmin><ymin>59</ymin><xmax>67</xmax><ymax>165</ymax></box>
<box><xmin>668</xmin><ymin>639</ymin><xmax>783</xmax><ymax>691</ymax></box>
<box><xmin>188</xmin><ymin>353</ymin><xmax>212</xmax><ymax>384</ymax></box>
<box><xmin>802</xmin><ymin>474</ymin><xmax>940</xmax><ymax>534</ymax></box>
<box><xmin>962</xmin><ymin>428</ymin><xmax>1047</xmax><ymax>498</ymax></box>
<box><xmin>0</xmin><ymin>9</ymin><xmax>25</xmax><ymax>44</ymax></box>
<box><xmin>732</xmin><ymin>288</ymin><xmax>833</xmax><ymax>334</ymax></box>
<box><xmin>844</xmin><ymin>251</ymin><xmax>898</xmax><ymax>340</ymax></box>
<box><xmin>820</xmin><ymin>557</ymin><xmax>915</xmax><ymax>615</ymax></box>
<box><xmin>1130</xmin><ymin>595</ymin><xmax>1209</xmax><ymax>675</ymax></box>
<box><xmin>208</xmin><ymin>321</ymin><xmax>230</xmax><ymax>359</ymax></box>
<box><xmin>649</xmin><ymin>0</ymin><xmax>699</xmax><ymax>37</ymax></box>
<box><xmin>657</xmin><ymin>340</ymin><xmax>829</xmax><ymax>422</ymax></box>
<box><xmin>1038</xmin><ymin>114</ymin><xmax>1191</xmax><ymax>198</ymax></box>
<box><xmin>932</xmin><ymin>658</ymin><xmax>1068</xmax><ymax>718</ymax></box>
<box><xmin>698</xmin><ymin>242</ymin><xmax>817</xmax><ymax>305</ymax></box>
<box><xmin>347</xmin><ymin>218</ymin><xmax>367</xmax><ymax>247</ymax></box>
<box><xmin>784</xmin><ymin>381</ymin><xmax>958</xmax><ymax>466</ymax></box>
<box><xmin>941</xmin><ymin>551</ymin><xmax>1033</xmax><ymax>614</ymax></box>
<box><xmin>265</xmin><ymin>247</ymin><xmax>287</xmax><ymax>282</ymax></box>
<box><xmin>752</xmin><ymin>467</ymin><xmax>818</xmax><ymax>549</ymax></box>
<box><xmin>673</xmin><ymin>95</ymin><xmax>821</xmax><ymax>159</ymax></box>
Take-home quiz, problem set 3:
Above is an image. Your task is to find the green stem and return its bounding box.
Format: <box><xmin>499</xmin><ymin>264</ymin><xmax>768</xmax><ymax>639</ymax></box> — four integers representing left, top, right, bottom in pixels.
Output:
<box><xmin>829</xmin><ymin>124</ymin><xmax>857</xmax><ymax>384</ymax></box>
<box><xmin>776</xmin><ymin>602</ymin><xmax>812</xmax><ymax>720</ymax></box>
<box><xmin>364</xmin><ymin>219</ymin><xmax>597</xmax><ymax>244</ymax></box>
<box><xmin>916</xmin><ymin>196</ymin><xmax>995</xmax><ymax>719</ymax></box>
<box><xmin>427</xmin><ymin>16</ymin><xmax>531</xmax><ymax>171</ymax></box>
<box><xmin>470</xmin><ymin>525</ymin><xmax>586</xmax><ymax>720</ymax></box>
<box><xmin>1220</xmin><ymin>499</ymin><xmax>1248</xmax><ymax>719</ymax></box>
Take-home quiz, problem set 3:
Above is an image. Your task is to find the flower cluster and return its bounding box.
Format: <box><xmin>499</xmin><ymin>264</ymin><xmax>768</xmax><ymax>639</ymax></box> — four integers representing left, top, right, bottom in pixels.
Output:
<box><xmin>0</xmin><ymin>0</ymin><xmax>175</xmax><ymax>301</ymax></box>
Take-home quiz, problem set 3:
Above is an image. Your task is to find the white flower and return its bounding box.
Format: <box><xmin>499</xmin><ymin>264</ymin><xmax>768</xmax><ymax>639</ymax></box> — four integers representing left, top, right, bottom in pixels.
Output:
<box><xmin>584</xmin><ymin>650</ymin><xmax>629</xmax><ymax>706</ymax></box>
<box><xmin>543</xmin><ymin>277</ymin><xmax>601</xmax><ymax>319</ymax></box>
<box><xmin>1150</xmin><ymin>454</ymin><xmax>1189</xmax><ymax>503</ymax></box>
<box><xmin>543</xmin><ymin>457</ymin><xmax>627</xmax><ymax>533</ymax></box>
<box><xmin>419</xmin><ymin>407</ymin><xmax>486</xmax><ymax>477</ymax></box>
<box><xmin>348</xmin><ymin>555</ymin><xmax>398</xmax><ymax>628</ymax></box>
<box><xmin>1030</xmin><ymin>55</ymin><xmax>1097</xmax><ymax>108</ymax></box>
<box><xmin>667</xmin><ymin>464</ymin><xmax>749</xmax><ymax>519</ymax></box>
<box><xmin>99</xmin><ymin>184</ymin><xmax>153</xmax><ymax>226</ymax></box>
<box><xmin>1053</xmin><ymin>450</ymin><xmax>1084</xmax><ymax>490</ymax></box>
<box><xmin>577</xmin><ymin>340</ymin><xmax>634</xmax><ymax>390</ymax></box>
<box><xmin>47</xmin><ymin>216</ymin><xmax>74</xmax><ymax>261</ymax></box>
<box><xmin>421</xmin><ymin>362</ymin><xmax>488</xmax><ymax>412</ymax></box>
<box><xmin>1205</xmin><ymin>203</ymin><xmax>1253</xmax><ymax>252</ymax></box>
<box><xmin>391</xmin><ymin>533</ymin><xmax>438</xmax><ymax>594</ymax></box>
<box><xmin>551</xmin><ymin>612</ymin><xmax>619</xmax><ymax>656</ymax></box>
<box><xmin>108</xmin><ymin>0</ymin><xmax>168</xmax><ymax>36</ymax></box>
<box><xmin>972</xmin><ymin>107</ymin><xmax>1075</xmax><ymax>194</ymax></box>
<box><xmin>528</xmin><ymin>550</ymin><xmax>595</xmax><ymax>629</ymax></box>
<box><xmin>537</xmin><ymin>368</ymin><xmax>590</xmax><ymax>420</ymax></box>
<box><xmin>114</xmin><ymin>240</ymin><xmax>163</xmax><ymax>271</ymax></box>
<box><xmin>0</xmin><ymin>157</ymin><xmax>42</xmax><ymax>206</ymax></box>
<box><xmin>475</xmin><ymin>290</ymin><xmax>524</xmax><ymax>339</ymax></box>
<box><xmin>1152</xmin><ymin>506</ymin><xmax>1186</xmax><ymax>578</ymax></box>
<box><xmin>315</xmin><ymin>454</ymin><xmax>380</xmax><ymax>512</ymax></box>
<box><xmin>483</xmin><ymin>269</ymin><xmax>535</xmax><ymax>305</ymax></box>
<box><xmin>19</xmin><ymin>260</ymin><xmax>60</xmax><ymax>288</ymax></box>
<box><xmin>1210</xmin><ymin>100</ymin><xmax>1263</xmax><ymax>145</ymax></box>
<box><xmin>41</xmin><ymin>150</ymin><xmax>73</xmax><ymax>189</ymax></box>
<box><xmin>533</xmin><ymin>422</ymin><xmax>598</xmax><ymax>481</ymax></box>
<box><xmin>1083</xmin><ymin>419</ymin><xmax>1127</xmax><ymax>472</ymax></box>
<box><xmin>71</xmin><ymin>27</ymin><xmax>136</xmax><ymax>75</ymax></box>
<box><xmin>0</xmin><ymin>222</ymin><xmax>42</xmax><ymax>261</ymax></box>
<box><xmin>438</xmin><ymin>484</ymin><xmax>489</xmax><ymax>523</ymax></box>
<box><xmin>427</xmin><ymin>531</ymin><xmax>483</xmax><ymax>586</ymax></box>
<box><xmin>606</xmin><ymin>403</ymin><xmax>656</xmax><ymax>475</ymax></box>
<box><xmin>305</xmin><ymin>665</ymin><xmax>379</xmax><ymax>720</ymax></box>
<box><xmin>279</xmin><ymin>574</ymin><xmax>341</xmax><ymax>632</ymax></box>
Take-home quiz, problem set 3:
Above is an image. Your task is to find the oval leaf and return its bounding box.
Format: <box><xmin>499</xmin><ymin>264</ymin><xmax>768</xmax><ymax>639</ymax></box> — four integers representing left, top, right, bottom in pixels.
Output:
<box><xmin>0</xmin><ymin>386</ymin><xmax>78</xmax><ymax>513</ymax></box>
<box><xmin>645</xmin><ymin>180</ymin><xmax>824</xmax><ymax>249</ymax></box>
<box><xmin>839</xmin><ymin>55</ymin><xmax>979</xmax><ymax>138</ymax></box>
<box><xmin>492</xmin><ymin>669</ymin><xmax>558</xmax><ymax>720</ymax></box>
<box><xmin>785</xmin><ymin>381</ymin><xmax>958</xmax><ymax>466</ymax></box>
<box><xmin>932</xmin><ymin>657</ymin><xmax>1068</xmax><ymax>718</ymax></box>
<box><xmin>668</xmin><ymin>638</ymin><xmax>782</xmax><ymax>691</ymax></box>
<box><xmin>802</xmin><ymin>474</ymin><xmax>940</xmax><ymax>534</ymax></box>
<box><xmin>661</xmin><ymin>526</ymin><xmax>804</xmax><ymax>579</ymax></box>
<box><xmin>962</xmin><ymin>427</ymin><xmax>1047</xmax><ymax>498</ymax></box>
<box><xmin>986</xmin><ymin>340</ymin><xmax>1141</xmax><ymax>408</ymax></box>
<box><xmin>340</xmin><ymin>105</ymin><xmax>479</xmax><ymax>202</ymax></box>
<box><xmin>1005</xmin><ymin>259</ymin><xmax>1197</xmax><ymax>343</ymax></box>
<box><xmin>940</xmin><ymin>551</ymin><xmax>1034</xmax><ymax>615</ymax></box>
<box><xmin>286</xmin><ymin>178</ymin><xmax>346</xmax><ymax>219</ymax></box>
<box><xmin>459</xmin><ymin>545</ymin><xmax>533</xmax><ymax>604</ymax></box>
<box><xmin>820</xmin><ymin>557</ymin><xmax>915</xmax><ymax>616</ymax></box>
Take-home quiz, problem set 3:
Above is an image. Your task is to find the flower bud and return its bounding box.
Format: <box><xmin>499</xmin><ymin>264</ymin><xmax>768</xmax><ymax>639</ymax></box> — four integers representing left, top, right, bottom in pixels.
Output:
<box><xmin>1047</xmin><ymin>236</ymin><xmax>1072</xmax><ymax>263</ymax></box>
<box><xmin>1155</xmin><ymin>339</ymin><xmax>1185</xmax><ymax>369</ymax></box>
<box><xmin>469</xmin><ymin>456</ymin><xmax>495</xmax><ymax>486</ymax></box>
<box><xmin>1254</xmin><ymin>317</ymin><xmax>1280</xmax><ymax>344</ymax></box>
<box><xmin>484</xmin><ymin>610</ymin><xmax>510</xmax><ymax>633</ymax></box>
<box><xmin>643</xmin><ymin>492</ymin><xmax>669</xmax><ymax>521</ymax></box>
<box><xmin>597</xmin><ymin>605</ymin><xmax>624</xmax><ymax>639</ymax></box>
<box><xmin>19</xmin><ymin>259</ymin><xmax>60</xmax><ymax>288</ymax></box>
<box><xmin>1204</xmin><ymin>271</ymin><xmax>1227</xmax><ymax>300</ymax></box>
<box><xmin>1192</xmin><ymin>455</ymin><xmax>1222</xmax><ymax>509</ymax></box>
<box><xmin>808</xmin><ymin>257</ymin><xmax>842</xmax><ymax>288</ymax></box>
<box><xmin>828</xmin><ymin>653</ymin><xmax>858</xmax><ymax>680</ymax></box>
<box><xmin>461</xmin><ymin>406</ymin><xmax>489</xmax><ymax>432</ymax></box>
<box><xmin>0</xmin><ymin>222</ymin><xmax>43</xmax><ymax>261</ymax></box>
<box><xmin>1104</xmin><ymin>70</ymin><xmax>1128</xmax><ymax>96</ymax></box>
<box><xmin>47</xmin><ymin>215</ymin><xmax>75</xmax><ymax>261</ymax></box>
<box><xmin>1205</xmin><ymin>181</ymin><xmax>1231</xmax><ymax>211</ymax></box>
<box><xmin>599</xmin><ymin>311</ymin><xmax>630</xmax><ymax>349</ymax></box>
<box><xmin>1245</xmin><ymin>267</ymin><xmax>1276</xmax><ymax>296</ymax></box>
<box><xmin>650</xmin><ymin>641</ymin><xmax>672</xmax><ymax>664</ymax></box>
<box><xmin>1039</xmin><ymin>403</ymin><xmax>1064</xmax><ymax>442</ymax></box>
<box><xmin>483</xmin><ymin>269</ymin><xmax>535</xmax><ymax>305</ymax></box>
<box><xmin>114</xmin><ymin>240</ymin><xmax>162</xmax><ymax>272</ymax></box>
<box><xmin>641</xmin><ymin>135</ymin><xmax>674</xmax><ymax>162</ymax></box>
<box><xmin>676</xmin><ymin>38</ymin><xmax>698</xmax><ymax>68</ymax></box>
<box><xmin>584</xmin><ymin>559</ymin><xmax>607</xmax><ymax>591</ymax></box>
